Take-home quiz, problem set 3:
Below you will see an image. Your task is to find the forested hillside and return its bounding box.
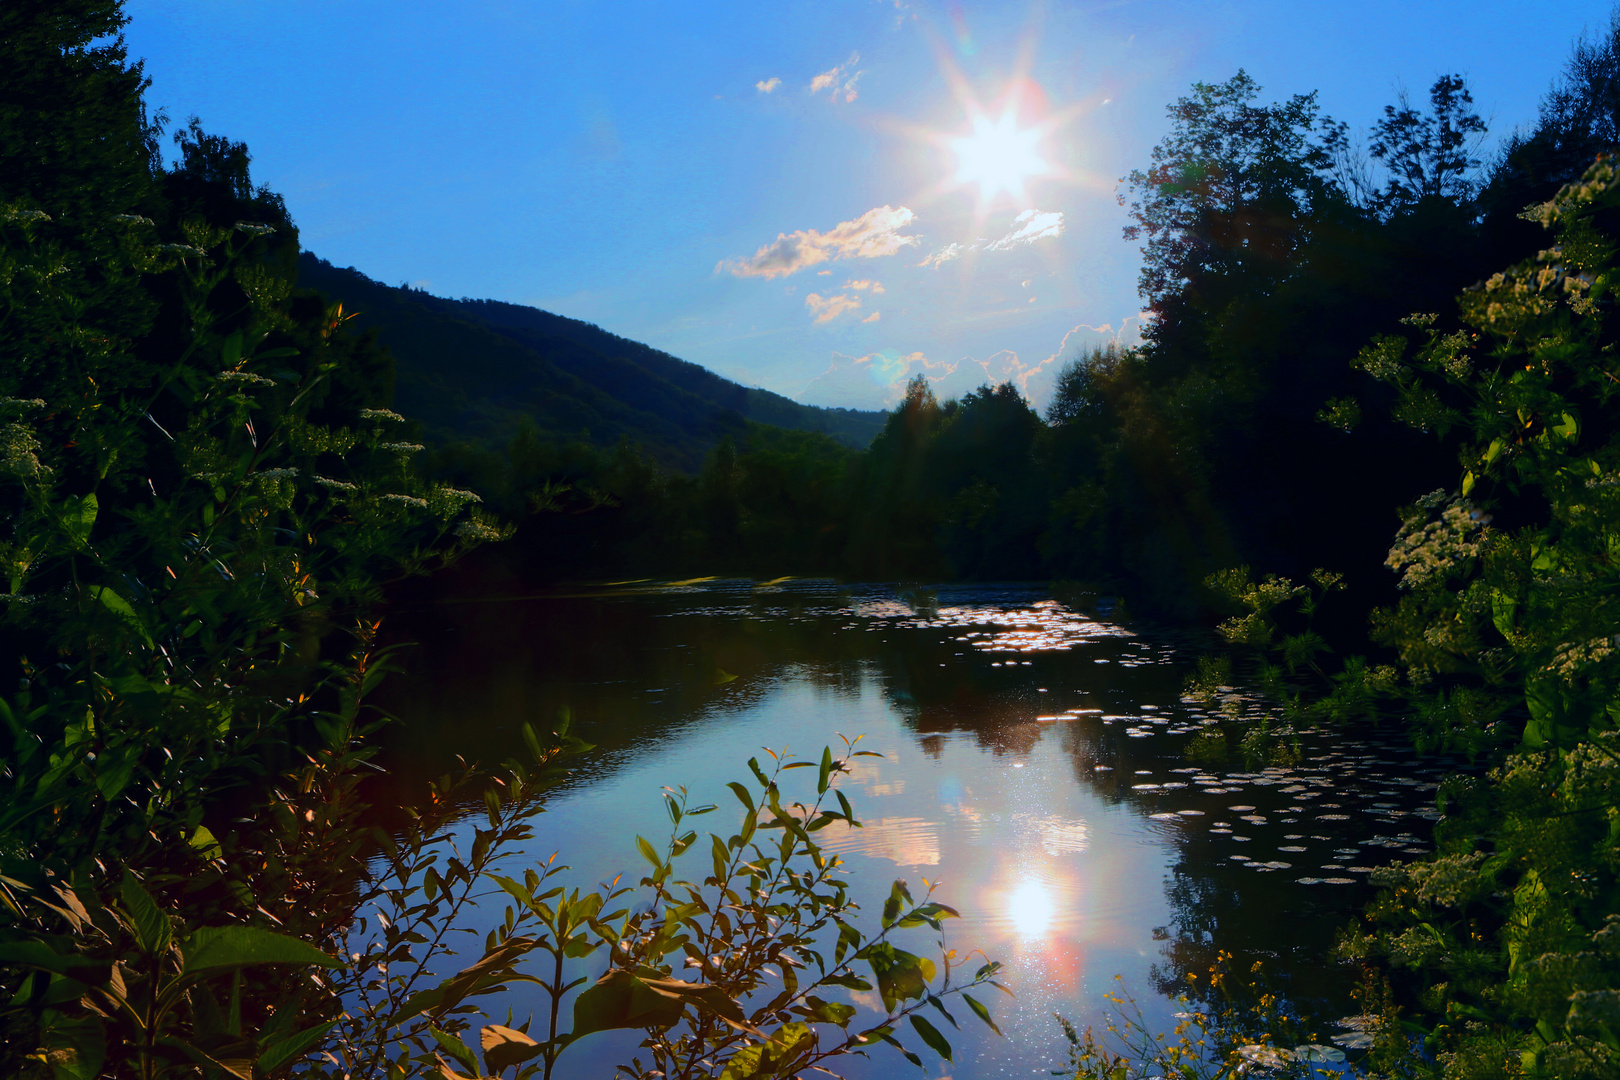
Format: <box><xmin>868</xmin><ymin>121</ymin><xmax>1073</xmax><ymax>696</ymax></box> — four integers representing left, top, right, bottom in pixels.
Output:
<box><xmin>296</xmin><ymin>255</ymin><xmax>884</xmax><ymax>471</ymax></box>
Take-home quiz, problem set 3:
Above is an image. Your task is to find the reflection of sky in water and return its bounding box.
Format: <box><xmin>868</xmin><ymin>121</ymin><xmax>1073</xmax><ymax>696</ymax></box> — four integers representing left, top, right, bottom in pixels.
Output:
<box><xmin>385</xmin><ymin>583</ymin><xmax>1453</xmax><ymax>1080</ymax></box>
<box><xmin>514</xmin><ymin>672</ymin><xmax>1178</xmax><ymax>1079</ymax></box>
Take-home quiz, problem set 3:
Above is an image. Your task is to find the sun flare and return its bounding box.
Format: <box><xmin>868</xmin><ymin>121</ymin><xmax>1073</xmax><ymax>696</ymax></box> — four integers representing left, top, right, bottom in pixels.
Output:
<box><xmin>950</xmin><ymin>110</ymin><xmax>1047</xmax><ymax>202</ymax></box>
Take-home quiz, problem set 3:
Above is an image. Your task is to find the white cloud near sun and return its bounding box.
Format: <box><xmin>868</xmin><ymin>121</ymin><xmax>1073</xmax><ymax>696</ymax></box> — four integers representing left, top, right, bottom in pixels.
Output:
<box><xmin>809</xmin><ymin>52</ymin><xmax>862</xmax><ymax>103</ymax></box>
<box><xmin>755</xmin><ymin>77</ymin><xmax>781</xmax><ymax>94</ymax></box>
<box><xmin>718</xmin><ymin>206</ymin><xmax>918</xmax><ymax>279</ymax></box>
<box><xmin>986</xmin><ymin>208</ymin><xmax>1065</xmax><ymax>250</ymax></box>
<box><xmin>916</xmin><ymin>210</ymin><xmax>1065</xmax><ymax>268</ymax></box>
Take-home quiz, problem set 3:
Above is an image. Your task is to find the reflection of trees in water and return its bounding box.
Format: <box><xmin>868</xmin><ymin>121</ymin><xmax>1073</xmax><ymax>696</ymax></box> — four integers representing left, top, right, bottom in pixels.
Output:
<box><xmin>378</xmin><ymin>578</ymin><xmax>1376</xmax><ymax>1022</ymax></box>
<box><xmin>1151</xmin><ymin>859</ymin><xmax>1363</xmax><ymax>1022</ymax></box>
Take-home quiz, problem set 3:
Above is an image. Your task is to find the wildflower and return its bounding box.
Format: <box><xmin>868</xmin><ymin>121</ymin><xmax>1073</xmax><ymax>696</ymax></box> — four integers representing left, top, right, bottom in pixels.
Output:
<box><xmin>255</xmin><ymin>468</ymin><xmax>298</xmax><ymax>482</ymax></box>
<box><xmin>218</xmin><ymin>371</ymin><xmax>277</xmax><ymax>386</ymax></box>
<box><xmin>1</xmin><ymin>423</ymin><xmax>50</xmax><ymax>479</ymax></box>
<box><xmin>111</xmin><ymin>214</ymin><xmax>154</xmax><ymax>226</ymax></box>
<box><xmin>5</xmin><ymin>209</ymin><xmax>50</xmax><ymax>223</ymax></box>
<box><xmin>455</xmin><ymin>519</ymin><xmax>507</xmax><ymax>542</ymax></box>
<box><xmin>157</xmin><ymin>243</ymin><xmax>207</xmax><ymax>256</ymax></box>
<box><xmin>313</xmin><ymin>476</ymin><xmax>358</xmax><ymax>492</ymax></box>
<box><xmin>379</xmin><ymin>442</ymin><xmax>424</xmax><ymax>454</ymax></box>
<box><xmin>359</xmin><ymin>408</ymin><xmax>405</xmax><ymax>423</ymax></box>
<box><xmin>234</xmin><ymin>221</ymin><xmax>276</xmax><ymax>236</ymax></box>
<box><xmin>381</xmin><ymin>494</ymin><xmax>429</xmax><ymax>509</ymax></box>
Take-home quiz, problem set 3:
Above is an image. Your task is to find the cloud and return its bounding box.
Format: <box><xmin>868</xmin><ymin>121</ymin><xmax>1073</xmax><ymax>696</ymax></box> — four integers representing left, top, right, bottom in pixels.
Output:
<box><xmin>718</xmin><ymin>205</ymin><xmax>918</xmax><ymax>279</ymax></box>
<box><xmin>798</xmin><ymin>349</ymin><xmax>925</xmax><ymax>408</ymax></box>
<box><xmin>1019</xmin><ymin>316</ymin><xmax>1148</xmax><ymax>411</ymax></box>
<box><xmin>844</xmin><ymin>279</ymin><xmax>885</xmax><ymax>294</ymax></box>
<box><xmin>805</xmin><ymin>292</ymin><xmax>863</xmax><ymax>324</ymax></box>
<box><xmin>986</xmin><ymin>208</ymin><xmax>1065</xmax><ymax>250</ymax></box>
<box><xmin>796</xmin><ymin>314</ymin><xmax>1148</xmax><ymax>412</ymax></box>
<box><xmin>916</xmin><ymin>243</ymin><xmax>964</xmax><ymax>269</ymax></box>
<box><xmin>810</xmin><ymin>52</ymin><xmax>862</xmax><ymax>103</ymax></box>
<box><xmin>817</xmin><ymin>269</ymin><xmax>832</xmax><ymax>275</ymax></box>
<box><xmin>862</xmin><ymin>311</ymin><xmax>882</xmax><ymax>322</ymax></box>
<box><xmin>916</xmin><ymin>210</ymin><xmax>1064</xmax><ymax>268</ymax></box>
<box><xmin>755</xmin><ymin>77</ymin><xmax>781</xmax><ymax>94</ymax></box>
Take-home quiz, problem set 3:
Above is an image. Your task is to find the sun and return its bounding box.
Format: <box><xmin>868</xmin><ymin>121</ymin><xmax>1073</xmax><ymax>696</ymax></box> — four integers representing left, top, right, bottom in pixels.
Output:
<box><xmin>950</xmin><ymin>109</ymin><xmax>1048</xmax><ymax>202</ymax></box>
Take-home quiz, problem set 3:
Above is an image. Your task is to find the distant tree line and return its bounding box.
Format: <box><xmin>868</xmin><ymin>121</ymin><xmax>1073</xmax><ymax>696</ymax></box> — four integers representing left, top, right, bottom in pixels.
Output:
<box><xmin>436</xmin><ymin>53</ymin><xmax>1620</xmax><ymax>624</ymax></box>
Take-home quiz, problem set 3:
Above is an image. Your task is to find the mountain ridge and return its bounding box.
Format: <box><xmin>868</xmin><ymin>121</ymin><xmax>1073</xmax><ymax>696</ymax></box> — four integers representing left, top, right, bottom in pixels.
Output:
<box><xmin>296</xmin><ymin>254</ymin><xmax>884</xmax><ymax>472</ymax></box>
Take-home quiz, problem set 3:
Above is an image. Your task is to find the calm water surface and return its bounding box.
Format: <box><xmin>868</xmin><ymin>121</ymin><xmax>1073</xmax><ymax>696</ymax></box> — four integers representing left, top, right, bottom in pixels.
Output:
<box><xmin>375</xmin><ymin>578</ymin><xmax>1447</xmax><ymax>1078</ymax></box>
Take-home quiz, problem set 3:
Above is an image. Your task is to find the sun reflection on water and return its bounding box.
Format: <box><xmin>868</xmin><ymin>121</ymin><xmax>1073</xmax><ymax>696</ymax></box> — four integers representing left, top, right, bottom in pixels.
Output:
<box><xmin>1006</xmin><ymin>878</ymin><xmax>1056</xmax><ymax>937</ymax></box>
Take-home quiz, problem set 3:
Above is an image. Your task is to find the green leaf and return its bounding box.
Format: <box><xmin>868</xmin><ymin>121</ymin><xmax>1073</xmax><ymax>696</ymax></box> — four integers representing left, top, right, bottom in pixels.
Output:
<box><xmin>221</xmin><ymin>332</ymin><xmax>243</xmax><ymax>368</ymax></box>
<box><xmin>818</xmin><ymin>746</ymin><xmax>834</xmax><ymax>794</ymax></box>
<box><xmin>0</xmin><ymin>941</ymin><xmax>108</xmax><ymax>980</ymax></box>
<box><xmin>121</xmin><ymin>873</ymin><xmax>171</xmax><ymax>955</ymax></box>
<box><xmin>62</xmin><ymin>493</ymin><xmax>97</xmax><ymax>547</ymax></box>
<box><xmin>726</xmin><ymin>782</ymin><xmax>754</xmax><ymax>813</ymax></box>
<box><xmin>636</xmin><ymin>835</ymin><xmax>662</xmax><ymax>868</ymax></box>
<box><xmin>963</xmin><ymin>993</ymin><xmax>1003</xmax><ymax>1036</ymax></box>
<box><xmin>859</xmin><ymin>942</ymin><xmax>933</xmax><ymax>1012</ymax></box>
<box><xmin>181</xmin><ymin>926</ymin><xmax>340</xmax><ymax>976</ymax></box>
<box><xmin>40</xmin><ymin>1012</ymin><xmax>106</xmax><ymax>1080</ymax></box>
<box><xmin>570</xmin><ymin>970</ymin><xmax>684</xmax><ymax>1038</ymax></box>
<box><xmin>429</xmin><ymin>1026</ymin><xmax>480</xmax><ymax>1077</ymax></box>
<box><xmin>90</xmin><ymin>586</ymin><xmax>153</xmax><ymax>647</ymax></box>
<box><xmin>909</xmin><ymin>1014</ymin><xmax>952</xmax><ymax>1061</ymax></box>
<box><xmin>255</xmin><ymin>1020</ymin><xmax>335</xmax><ymax>1074</ymax></box>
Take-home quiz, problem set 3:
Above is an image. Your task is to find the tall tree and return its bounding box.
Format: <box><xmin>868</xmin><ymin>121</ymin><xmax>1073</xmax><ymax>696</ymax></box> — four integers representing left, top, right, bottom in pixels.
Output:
<box><xmin>0</xmin><ymin>0</ymin><xmax>157</xmax><ymax>219</ymax></box>
<box><xmin>1121</xmin><ymin>70</ymin><xmax>1335</xmax><ymax>322</ymax></box>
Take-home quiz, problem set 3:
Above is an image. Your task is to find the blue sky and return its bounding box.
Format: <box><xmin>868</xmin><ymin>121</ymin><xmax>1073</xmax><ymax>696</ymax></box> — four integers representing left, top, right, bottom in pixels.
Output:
<box><xmin>126</xmin><ymin>1</ymin><xmax>1613</xmax><ymax>412</ymax></box>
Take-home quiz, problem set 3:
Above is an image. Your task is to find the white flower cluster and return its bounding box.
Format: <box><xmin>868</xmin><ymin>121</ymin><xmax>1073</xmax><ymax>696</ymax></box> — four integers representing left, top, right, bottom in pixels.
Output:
<box><xmin>379</xmin><ymin>442</ymin><xmax>424</xmax><ymax>454</ymax></box>
<box><xmin>5</xmin><ymin>209</ymin><xmax>51</xmax><ymax>223</ymax></box>
<box><xmin>1</xmin><ymin>423</ymin><xmax>50</xmax><ymax>479</ymax></box>
<box><xmin>0</xmin><ymin>398</ymin><xmax>45</xmax><ymax>412</ymax></box>
<box><xmin>381</xmin><ymin>493</ymin><xmax>429</xmax><ymax>509</ymax></box>
<box><xmin>234</xmin><ymin>222</ymin><xmax>277</xmax><ymax>236</ymax></box>
<box><xmin>158</xmin><ymin>243</ymin><xmax>207</xmax><ymax>257</ymax></box>
<box><xmin>313</xmin><ymin>476</ymin><xmax>358</xmax><ymax>492</ymax></box>
<box><xmin>359</xmin><ymin>408</ymin><xmax>405</xmax><ymax>423</ymax></box>
<box><xmin>1521</xmin><ymin>158</ymin><xmax>1617</xmax><ymax>227</ymax></box>
<box><xmin>437</xmin><ymin>486</ymin><xmax>482</xmax><ymax>504</ymax></box>
<box><xmin>255</xmin><ymin>468</ymin><xmax>298</xmax><ymax>481</ymax></box>
<box><xmin>1386</xmin><ymin>490</ymin><xmax>1488</xmax><ymax>590</ymax></box>
<box><xmin>1548</xmin><ymin>634</ymin><xmax>1620</xmax><ymax>682</ymax></box>
<box><xmin>218</xmin><ymin>371</ymin><xmax>277</xmax><ymax>386</ymax></box>
<box><xmin>111</xmin><ymin>214</ymin><xmax>154</xmax><ymax>226</ymax></box>
<box><xmin>455</xmin><ymin>519</ymin><xmax>506</xmax><ymax>542</ymax></box>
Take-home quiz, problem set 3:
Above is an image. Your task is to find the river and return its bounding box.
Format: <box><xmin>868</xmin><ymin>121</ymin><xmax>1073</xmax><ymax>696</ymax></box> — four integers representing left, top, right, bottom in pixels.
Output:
<box><xmin>373</xmin><ymin>577</ymin><xmax>1449</xmax><ymax>1078</ymax></box>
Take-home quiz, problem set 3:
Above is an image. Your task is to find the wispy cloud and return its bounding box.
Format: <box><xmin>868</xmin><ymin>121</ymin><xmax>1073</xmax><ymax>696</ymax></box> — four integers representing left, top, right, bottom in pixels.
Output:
<box><xmin>915</xmin><ymin>243</ymin><xmax>963</xmax><ymax>269</ymax></box>
<box><xmin>718</xmin><ymin>205</ymin><xmax>918</xmax><ymax>279</ymax></box>
<box><xmin>844</xmin><ymin>279</ymin><xmax>885</xmax><ymax>294</ymax></box>
<box><xmin>986</xmin><ymin>208</ymin><xmax>1065</xmax><ymax>250</ymax></box>
<box><xmin>755</xmin><ymin>77</ymin><xmax>781</xmax><ymax>94</ymax></box>
<box><xmin>810</xmin><ymin>52</ymin><xmax>862</xmax><ymax>103</ymax></box>
<box><xmin>862</xmin><ymin>310</ymin><xmax>882</xmax><ymax>322</ymax></box>
<box><xmin>916</xmin><ymin>210</ymin><xmax>1065</xmax><ymax>268</ymax></box>
<box><xmin>805</xmin><ymin>292</ymin><xmax>863</xmax><ymax>324</ymax></box>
